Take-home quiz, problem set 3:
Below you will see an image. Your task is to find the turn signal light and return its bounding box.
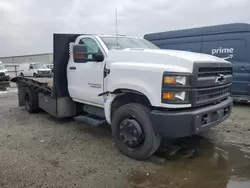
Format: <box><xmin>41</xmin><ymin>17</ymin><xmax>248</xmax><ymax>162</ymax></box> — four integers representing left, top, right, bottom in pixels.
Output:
<box><xmin>164</xmin><ymin>77</ymin><xmax>176</xmax><ymax>84</ymax></box>
<box><xmin>162</xmin><ymin>92</ymin><xmax>174</xmax><ymax>100</ymax></box>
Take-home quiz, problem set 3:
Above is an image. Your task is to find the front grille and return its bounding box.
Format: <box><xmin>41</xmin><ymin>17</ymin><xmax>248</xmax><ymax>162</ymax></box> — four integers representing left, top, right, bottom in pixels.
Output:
<box><xmin>0</xmin><ymin>72</ymin><xmax>5</xmax><ymax>77</ymax></box>
<box><xmin>196</xmin><ymin>85</ymin><xmax>230</xmax><ymax>104</ymax></box>
<box><xmin>41</xmin><ymin>71</ymin><xmax>50</xmax><ymax>74</ymax></box>
<box><xmin>198</xmin><ymin>67</ymin><xmax>232</xmax><ymax>77</ymax></box>
<box><xmin>193</xmin><ymin>63</ymin><xmax>233</xmax><ymax>106</ymax></box>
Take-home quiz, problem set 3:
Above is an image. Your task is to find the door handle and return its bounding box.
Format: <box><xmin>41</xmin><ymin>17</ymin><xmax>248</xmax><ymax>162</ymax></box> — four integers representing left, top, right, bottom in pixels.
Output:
<box><xmin>69</xmin><ymin>66</ymin><xmax>76</xmax><ymax>70</ymax></box>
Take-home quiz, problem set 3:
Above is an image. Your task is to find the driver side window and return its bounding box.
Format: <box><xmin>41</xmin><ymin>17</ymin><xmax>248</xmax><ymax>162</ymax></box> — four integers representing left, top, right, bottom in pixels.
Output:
<box><xmin>79</xmin><ymin>38</ymin><xmax>101</xmax><ymax>61</ymax></box>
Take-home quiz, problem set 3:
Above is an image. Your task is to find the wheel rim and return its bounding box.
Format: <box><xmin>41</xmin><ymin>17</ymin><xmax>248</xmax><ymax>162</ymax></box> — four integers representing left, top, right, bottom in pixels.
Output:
<box><xmin>118</xmin><ymin>118</ymin><xmax>145</xmax><ymax>149</ymax></box>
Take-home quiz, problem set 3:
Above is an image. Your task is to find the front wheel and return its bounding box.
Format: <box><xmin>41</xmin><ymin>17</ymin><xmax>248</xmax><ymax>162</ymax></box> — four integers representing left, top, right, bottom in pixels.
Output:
<box><xmin>111</xmin><ymin>103</ymin><xmax>161</xmax><ymax>160</ymax></box>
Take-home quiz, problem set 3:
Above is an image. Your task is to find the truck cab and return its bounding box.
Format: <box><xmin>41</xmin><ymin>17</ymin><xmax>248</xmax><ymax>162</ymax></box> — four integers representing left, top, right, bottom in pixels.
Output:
<box><xmin>12</xmin><ymin>34</ymin><xmax>233</xmax><ymax>160</ymax></box>
<box><xmin>66</xmin><ymin>34</ymin><xmax>233</xmax><ymax>159</ymax></box>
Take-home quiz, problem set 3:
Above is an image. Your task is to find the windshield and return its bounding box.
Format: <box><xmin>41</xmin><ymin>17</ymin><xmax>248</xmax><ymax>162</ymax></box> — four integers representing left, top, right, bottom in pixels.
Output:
<box><xmin>33</xmin><ymin>63</ymin><xmax>48</xmax><ymax>69</ymax></box>
<box><xmin>0</xmin><ymin>64</ymin><xmax>5</xmax><ymax>70</ymax></box>
<box><xmin>101</xmin><ymin>37</ymin><xmax>159</xmax><ymax>50</ymax></box>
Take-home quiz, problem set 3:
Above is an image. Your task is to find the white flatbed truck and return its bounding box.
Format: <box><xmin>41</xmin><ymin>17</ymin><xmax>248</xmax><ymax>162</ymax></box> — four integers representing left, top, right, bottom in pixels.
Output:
<box><xmin>12</xmin><ymin>34</ymin><xmax>233</xmax><ymax>160</ymax></box>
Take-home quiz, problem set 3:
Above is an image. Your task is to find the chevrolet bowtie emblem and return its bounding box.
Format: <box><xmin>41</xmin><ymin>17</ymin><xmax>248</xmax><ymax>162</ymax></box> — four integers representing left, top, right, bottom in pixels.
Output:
<box><xmin>215</xmin><ymin>74</ymin><xmax>226</xmax><ymax>84</ymax></box>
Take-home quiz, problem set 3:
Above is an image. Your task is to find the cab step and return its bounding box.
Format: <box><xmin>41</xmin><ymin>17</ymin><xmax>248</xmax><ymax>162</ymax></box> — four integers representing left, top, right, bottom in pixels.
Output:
<box><xmin>74</xmin><ymin>115</ymin><xmax>106</xmax><ymax>127</ymax></box>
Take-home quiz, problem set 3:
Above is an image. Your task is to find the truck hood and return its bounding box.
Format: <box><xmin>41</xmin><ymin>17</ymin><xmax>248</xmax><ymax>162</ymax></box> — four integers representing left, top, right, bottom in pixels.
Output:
<box><xmin>142</xmin><ymin>49</ymin><xmax>225</xmax><ymax>62</ymax></box>
<box><xmin>107</xmin><ymin>48</ymin><xmax>230</xmax><ymax>73</ymax></box>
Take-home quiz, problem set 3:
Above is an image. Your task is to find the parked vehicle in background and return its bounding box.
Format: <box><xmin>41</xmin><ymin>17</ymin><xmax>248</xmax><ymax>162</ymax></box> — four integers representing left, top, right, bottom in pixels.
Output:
<box><xmin>12</xmin><ymin>34</ymin><xmax>233</xmax><ymax>160</ymax></box>
<box><xmin>0</xmin><ymin>61</ymin><xmax>10</xmax><ymax>90</ymax></box>
<box><xmin>144</xmin><ymin>23</ymin><xmax>250</xmax><ymax>102</ymax></box>
<box><xmin>0</xmin><ymin>61</ymin><xmax>10</xmax><ymax>82</ymax></box>
<box><xmin>46</xmin><ymin>64</ymin><xmax>54</xmax><ymax>73</ymax></box>
<box><xmin>19</xmin><ymin>62</ymin><xmax>52</xmax><ymax>77</ymax></box>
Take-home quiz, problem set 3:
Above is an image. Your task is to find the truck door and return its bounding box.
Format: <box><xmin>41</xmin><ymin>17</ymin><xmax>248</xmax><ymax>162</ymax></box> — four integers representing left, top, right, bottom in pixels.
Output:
<box><xmin>67</xmin><ymin>37</ymin><xmax>106</xmax><ymax>107</ymax></box>
<box><xmin>201</xmin><ymin>34</ymin><xmax>250</xmax><ymax>96</ymax></box>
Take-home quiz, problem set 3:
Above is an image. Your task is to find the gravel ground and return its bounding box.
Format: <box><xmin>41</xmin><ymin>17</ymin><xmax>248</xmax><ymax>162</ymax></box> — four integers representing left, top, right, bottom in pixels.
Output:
<box><xmin>1</xmin><ymin>91</ymin><xmax>250</xmax><ymax>188</ymax></box>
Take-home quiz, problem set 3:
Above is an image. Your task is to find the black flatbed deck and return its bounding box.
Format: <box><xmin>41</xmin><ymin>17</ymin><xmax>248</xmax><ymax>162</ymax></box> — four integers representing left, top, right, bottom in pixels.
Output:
<box><xmin>11</xmin><ymin>77</ymin><xmax>53</xmax><ymax>93</ymax></box>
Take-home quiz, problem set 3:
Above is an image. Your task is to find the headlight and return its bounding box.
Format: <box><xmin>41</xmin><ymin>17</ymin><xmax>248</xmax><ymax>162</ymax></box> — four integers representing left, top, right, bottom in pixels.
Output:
<box><xmin>163</xmin><ymin>76</ymin><xmax>189</xmax><ymax>86</ymax></box>
<box><xmin>5</xmin><ymin>70</ymin><xmax>9</xmax><ymax>75</ymax></box>
<box><xmin>162</xmin><ymin>91</ymin><xmax>189</xmax><ymax>101</ymax></box>
<box><xmin>162</xmin><ymin>72</ymin><xmax>191</xmax><ymax>103</ymax></box>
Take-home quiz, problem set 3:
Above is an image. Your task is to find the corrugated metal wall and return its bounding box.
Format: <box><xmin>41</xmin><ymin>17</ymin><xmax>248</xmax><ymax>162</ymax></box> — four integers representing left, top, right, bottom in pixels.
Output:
<box><xmin>0</xmin><ymin>53</ymin><xmax>53</xmax><ymax>65</ymax></box>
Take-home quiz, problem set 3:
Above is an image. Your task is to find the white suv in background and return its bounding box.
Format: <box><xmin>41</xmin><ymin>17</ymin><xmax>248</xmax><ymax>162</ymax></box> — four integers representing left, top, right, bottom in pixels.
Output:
<box><xmin>19</xmin><ymin>62</ymin><xmax>52</xmax><ymax>77</ymax></box>
<box><xmin>0</xmin><ymin>61</ymin><xmax>10</xmax><ymax>82</ymax></box>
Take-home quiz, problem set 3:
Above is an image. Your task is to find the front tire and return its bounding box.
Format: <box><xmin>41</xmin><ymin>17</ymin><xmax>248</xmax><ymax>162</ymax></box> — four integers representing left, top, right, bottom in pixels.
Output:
<box><xmin>111</xmin><ymin>103</ymin><xmax>161</xmax><ymax>160</ymax></box>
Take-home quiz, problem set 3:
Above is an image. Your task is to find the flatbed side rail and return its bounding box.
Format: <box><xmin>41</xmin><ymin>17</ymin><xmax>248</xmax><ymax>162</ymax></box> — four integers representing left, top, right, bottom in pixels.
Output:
<box><xmin>11</xmin><ymin>77</ymin><xmax>52</xmax><ymax>93</ymax></box>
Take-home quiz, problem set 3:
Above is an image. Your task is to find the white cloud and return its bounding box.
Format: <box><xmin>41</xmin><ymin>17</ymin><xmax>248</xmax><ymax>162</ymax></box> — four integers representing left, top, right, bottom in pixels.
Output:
<box><xmin>0</xmin><ymin>0</ymin><xmax>250</xmax><ymax>56</ymax></box>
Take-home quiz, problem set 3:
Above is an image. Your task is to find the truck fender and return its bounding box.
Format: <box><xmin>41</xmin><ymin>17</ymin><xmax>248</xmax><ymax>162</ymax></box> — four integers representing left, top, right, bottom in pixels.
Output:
<box><xmin>103</xmin><ymin>93</ymin><xmax>117</xmax><ymax>124</ymax></box>
<box><xmin>103</xmin><ymin>89</ymin><xmax>152</xmax><ymax>124</ymax></box>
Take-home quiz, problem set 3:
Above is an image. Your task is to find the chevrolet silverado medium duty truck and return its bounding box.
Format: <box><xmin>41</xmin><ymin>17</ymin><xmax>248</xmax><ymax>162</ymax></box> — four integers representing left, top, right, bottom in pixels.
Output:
<box><xmin>12</xmin><ymin>34</ymin><xmax>233</xmax><ymax>160</ymax></box>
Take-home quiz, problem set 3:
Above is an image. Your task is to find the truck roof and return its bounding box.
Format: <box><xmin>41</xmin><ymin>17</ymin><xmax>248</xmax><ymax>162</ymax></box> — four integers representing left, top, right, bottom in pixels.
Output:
<box><xmin>96</xmin><ymin>34</ymin><xmax>143</xmax><ymax>40</ymax></box>
<box><xmin>144</xmin><ymin>23</ymin><xmax>250</xmax><ymax>41</ymax></box>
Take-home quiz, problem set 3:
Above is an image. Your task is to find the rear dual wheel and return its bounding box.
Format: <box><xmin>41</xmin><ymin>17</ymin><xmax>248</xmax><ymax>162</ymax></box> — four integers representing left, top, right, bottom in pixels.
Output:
<box><xmin>25</xmin><ymin>88</ymin><xmax>39</xmax><ymax>113</ymax></box>
<box><xmin>111</xmin><ymin>103</ymin><xmax>161</xmax><ymax>160</ymax></box>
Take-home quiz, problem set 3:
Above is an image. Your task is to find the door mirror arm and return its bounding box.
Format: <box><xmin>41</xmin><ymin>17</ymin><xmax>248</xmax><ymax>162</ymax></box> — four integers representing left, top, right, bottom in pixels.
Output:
<box><xmin>93</xmin><ymin>53</ymin><xmax>105</xmax><ymax>62</ymax></box>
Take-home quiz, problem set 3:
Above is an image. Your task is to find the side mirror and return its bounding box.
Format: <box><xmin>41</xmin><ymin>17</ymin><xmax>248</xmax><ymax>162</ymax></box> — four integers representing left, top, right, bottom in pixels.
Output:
<box><xmin>73</xmin><ymin>45</ymin><xmax>88</xmax><ymax>63</ymax></box>
<box><xmin>29</xmin><ymin>66</ymin><xmax>33</xmax><ymax>69</ymax></box>
<box><xmin>93</xmin><ymin>53</ymin><xmax>104</xmax><ymax>62</ymax></box>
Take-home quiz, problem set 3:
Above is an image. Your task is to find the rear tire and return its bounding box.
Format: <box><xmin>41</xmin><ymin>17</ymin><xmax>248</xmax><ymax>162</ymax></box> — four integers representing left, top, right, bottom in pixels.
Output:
<box><xmin>111</xmin><ymin>103</ymin><xmax>161</xmax><ymax>160</ymax></box>
<box><xmin>25</xmin><ymin>88</ymin><xmax>39</xmax><ymax>113</ymax></box>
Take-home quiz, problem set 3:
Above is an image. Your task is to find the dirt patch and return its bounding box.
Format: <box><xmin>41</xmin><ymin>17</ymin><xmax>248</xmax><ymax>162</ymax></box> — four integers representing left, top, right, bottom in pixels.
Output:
<box><xmin>1</xmin><ymin>91</ymin><xmax>250</xmax><ymax>188</ymax></box>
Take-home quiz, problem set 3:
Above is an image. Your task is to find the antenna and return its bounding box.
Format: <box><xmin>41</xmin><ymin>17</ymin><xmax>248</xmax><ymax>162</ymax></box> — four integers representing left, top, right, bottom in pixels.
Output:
<box><xmin>115</xmin><ymin>8</ymin><xmax>119</xmax><ymax>49</ymax></box>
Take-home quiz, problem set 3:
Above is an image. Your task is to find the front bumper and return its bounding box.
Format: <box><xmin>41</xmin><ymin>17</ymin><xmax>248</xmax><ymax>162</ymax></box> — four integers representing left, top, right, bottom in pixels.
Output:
<box><xmin>151</xmin><ymin>97</ymin><xmax>233</xmax><ymax>138</ymax></box>
<box><xmin>0</xmin><ymin>75</ymin><xmax>10</xmax><ymax>82</ymax></box>
<box><xmin>36</xmin><ymin>74</ymin><xmax>52</xmax><ymax>78</ymax></box>
<box><xmin>0</xmin><ymin>76</ymin><xmax>10</xmax><ymax>90</ymax></box>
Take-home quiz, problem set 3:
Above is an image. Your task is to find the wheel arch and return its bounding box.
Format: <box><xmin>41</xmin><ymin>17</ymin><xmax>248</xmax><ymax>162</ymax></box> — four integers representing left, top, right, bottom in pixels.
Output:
<box><xmin>105</xmin><ymin>89</ymin><xmax>152</xmax><ymax>124</ymax></box>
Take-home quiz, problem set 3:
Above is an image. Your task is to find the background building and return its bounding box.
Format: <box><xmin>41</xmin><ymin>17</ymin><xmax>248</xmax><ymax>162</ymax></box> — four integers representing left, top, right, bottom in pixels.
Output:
<box><xmin>0</xmin><ymin>53</ymin><xmax>53</xmax><ymax>77</ymax></box>
<box><xmin>0</xmin><ymin>53</ymin><xmax>53</xmax><ymax>65</ymax></box>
